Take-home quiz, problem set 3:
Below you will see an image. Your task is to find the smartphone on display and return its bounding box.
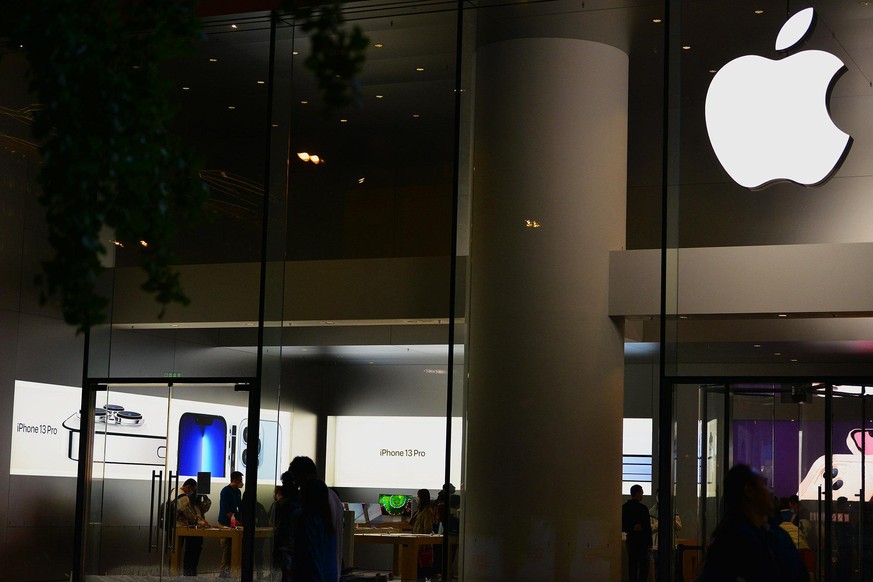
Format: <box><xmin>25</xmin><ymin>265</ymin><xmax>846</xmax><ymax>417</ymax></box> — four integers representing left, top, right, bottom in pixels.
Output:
<box><xmin>177</xmin><ymin>413</ymin><xmax>227</xmax><ymax>478</ymax></box>
<box><xmin>63</xmin><ymin>408</ymin><xmax>166</xmax><ymax>466</ymax></box>
<box><xmin>233</xmin><ymin>419</ymin><xmax>281</xmax><ymax>480</ymax></box>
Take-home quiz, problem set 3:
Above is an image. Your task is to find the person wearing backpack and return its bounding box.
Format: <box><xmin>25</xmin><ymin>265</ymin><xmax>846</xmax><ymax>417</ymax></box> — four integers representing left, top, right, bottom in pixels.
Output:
<box><xmin>176</xmin><ymin>478</ymin><xmax>211</xmax><ymax>576</ymax></box>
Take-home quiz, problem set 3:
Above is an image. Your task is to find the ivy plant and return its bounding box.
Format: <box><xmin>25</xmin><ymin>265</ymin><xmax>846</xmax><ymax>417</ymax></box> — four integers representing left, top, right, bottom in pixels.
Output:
<box><xmin>285</xmin><ymin>1</ymin><xmax>369</xmax><ymax>113</ymax></box>
<box><xmin>7</xmin><ymin>0</ymin><xmax>208</xmax><ymax>333</ymax></box>
<box><xmin>6</xmin><ymin>1</ymin><xmax>367</xmax><ymax>334</ymax></box>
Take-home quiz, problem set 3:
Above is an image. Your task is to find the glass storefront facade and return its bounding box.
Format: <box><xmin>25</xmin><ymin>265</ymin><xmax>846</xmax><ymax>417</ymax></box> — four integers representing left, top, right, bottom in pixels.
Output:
<box><xmin>71</xmin><ymin>5</ymin><xmax>469</xmax><ymax>580</ymax></box>
<box><xmin>656</xmin><ymin>0</ymin><xmax>873</xmax><ymax>580</ymax></box>
<box><xmin>4</xmin><ymin>0</ymin><xmax>873</xmax><ymax>580</ymax></box>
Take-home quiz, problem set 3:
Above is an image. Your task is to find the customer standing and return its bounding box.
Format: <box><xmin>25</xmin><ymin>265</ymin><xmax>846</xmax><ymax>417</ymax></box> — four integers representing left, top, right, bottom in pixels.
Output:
<box><xmin>273</xmin><ymin>472</ymin><xmax>300</xmax><ymax>582</ymax></box>
<box><xmin>288</xmin><ymin>456</ymin><xmax>343</xmax><ymax>580</ymax></box>
<box><xmin>410</xmin><ymin>489</ymin><xmax>436</xmax><ymax>578</ymax></box>
<box><xmin>217</xmin><ymin>471</ymin><xmax>244</xmax><ymax>578</ymax></box>
<box><xmin>698</xmin><ymin>464</ymin><xmax>806</xmax><ymax>582</ymax></box>
<box><xmin>622</xmin><ymin>484</ymin><xmax>653</xmax><ymax>582</ymax></box>
<box><xmin>293</xmin><ymin>478</ymin><xmax>338</xmax><ymax>582</ymax></box>
<box><xmin>176</xmin><ymin>478</ymin><xmax>210</xmax><ymax>576</ymax></box>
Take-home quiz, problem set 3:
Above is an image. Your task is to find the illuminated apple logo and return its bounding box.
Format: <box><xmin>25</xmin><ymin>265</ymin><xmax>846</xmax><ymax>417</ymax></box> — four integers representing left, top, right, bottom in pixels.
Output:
<box><xmin>705</xmin><ymin>8</ymin><xmax>852</xmax><ymax>189</ymax></box>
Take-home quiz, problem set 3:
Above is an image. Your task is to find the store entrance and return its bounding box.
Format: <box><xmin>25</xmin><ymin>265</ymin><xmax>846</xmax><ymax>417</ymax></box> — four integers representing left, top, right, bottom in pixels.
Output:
<box><xmin>672</xmin><ymin>382</ymin><xmax>873</xmax><ymax>581</ymax></box>
<box><xmin>81</xmin><ymin>380</ymin><xmax>265</xmax><ymax>580</ymax></box>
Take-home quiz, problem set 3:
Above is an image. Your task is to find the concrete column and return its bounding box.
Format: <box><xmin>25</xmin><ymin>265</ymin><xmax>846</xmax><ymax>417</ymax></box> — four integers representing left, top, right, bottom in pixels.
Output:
<box><xmin>463</xmin><ymin>38</ymin><xmax>628</xmax><ymax>581</ymax></box>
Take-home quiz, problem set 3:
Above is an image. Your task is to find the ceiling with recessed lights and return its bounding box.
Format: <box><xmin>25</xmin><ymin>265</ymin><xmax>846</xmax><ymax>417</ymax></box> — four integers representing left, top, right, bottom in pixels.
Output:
<box><xmin>6</xmin><ymin>0</ymin><xmax>873</xmax><ymax>370</ymax></box>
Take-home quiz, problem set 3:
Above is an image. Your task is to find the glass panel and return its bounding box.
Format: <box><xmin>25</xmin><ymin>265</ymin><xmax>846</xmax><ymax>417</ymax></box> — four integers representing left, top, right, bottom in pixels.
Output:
<box><xmin>681</xmin><ymin>383</ymin><xmax>832</xmax><ymax>580</ymax></box>
<box><xmin>279</xmin><ymin>2</ymin><xmax>463</xmax><ymax>580</ymax></box>
<box><xmin>831</xmin><ymin>389</ymin><xmax>864</xmax><ymax>581</ymax></box>
<box><xmin>663</xmin><ymin>0</ymin><xmax>873</xmax><ymax>377</ymax></box>
<box><xmin>701</xmin><ymin>385</ymin><xmax>726</xmax><ymax>543</ymax></box>
<box><xmin>672</xmin><ymin>384</ymin><xmax>702</xmax><ymax>582</ymax></box>
<box><xmin>87</xmin><ymin>384</ymin><xmax>172</xmax><ymax>578</ymax></box>
<box><xmin>85</xmin><ymin>13</ymin><xmax>272</xmax><ymax>382</ymax></box>
<box><xmin>86</xmin><ymin>383</ymin><xmax>254</xmax><ymax>579</ymax></box>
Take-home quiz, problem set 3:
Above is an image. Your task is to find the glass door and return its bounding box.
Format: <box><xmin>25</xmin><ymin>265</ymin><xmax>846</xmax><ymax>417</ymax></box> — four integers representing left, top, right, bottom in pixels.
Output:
<box><xmin>86</xmin><ymin>383</ymin><xmax>172</xmax><ymax>578</ymax></box>
<box><xmin>828</xmin><ymin>385</ymin><xmax>873</xmax><ymax>582</ymax></box>
<box><xmin>84</xmin><ymin>381</ymin><xmax>261</xmax><ymax>580</ymax></box>
<box><xmin>677</xmin><ymin>382</ymin><xmax>873</xmax><ymax>582</ymax></box>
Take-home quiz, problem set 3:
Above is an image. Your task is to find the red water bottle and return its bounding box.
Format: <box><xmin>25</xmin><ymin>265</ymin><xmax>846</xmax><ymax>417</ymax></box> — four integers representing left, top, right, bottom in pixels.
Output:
<box><xmin>230</xmin><ymin>515</ymin><xmax>237</xmax><ymax>527</ymax></box>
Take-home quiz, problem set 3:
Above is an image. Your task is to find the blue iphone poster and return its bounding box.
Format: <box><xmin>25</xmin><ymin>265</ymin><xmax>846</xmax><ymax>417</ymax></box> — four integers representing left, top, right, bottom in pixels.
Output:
<box><xmin>178</xmin><ymin>413</ymin><xmax>227</xmax><ymax>478</ymax></box>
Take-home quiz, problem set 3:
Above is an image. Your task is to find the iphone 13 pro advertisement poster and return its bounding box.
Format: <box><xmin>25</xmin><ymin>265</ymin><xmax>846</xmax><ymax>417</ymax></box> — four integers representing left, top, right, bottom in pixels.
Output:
<box><xmin>10</xmin><ymin>380</ymin><xmax>290</xmax><ymax>482</ymax></box>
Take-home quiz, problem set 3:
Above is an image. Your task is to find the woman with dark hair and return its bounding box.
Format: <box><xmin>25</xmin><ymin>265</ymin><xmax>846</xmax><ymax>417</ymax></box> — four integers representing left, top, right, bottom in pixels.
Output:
<box><xmin>274</xmin><ymin>471</ymin><xmax>300</xmax><ymax>582</ymax></box>
<box><xmin>698</xmin><ymin>464</ymin><xmax>806</xmax><ymax>582</ymax></box>
<box><xmin>293</xmin><ymin>478</ymin><xmax>338</xmax><ymax>582</ymax></box>
<box><xmin>410</xmin><ymin>489</ymin><xmax>435</xmax><ymax>579</ymax></box>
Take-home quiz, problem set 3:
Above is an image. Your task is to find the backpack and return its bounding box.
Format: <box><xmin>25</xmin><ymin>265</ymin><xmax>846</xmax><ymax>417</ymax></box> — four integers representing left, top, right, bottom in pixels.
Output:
<box><xmin>158</xmin><ymin>493</ymin><xmax>183</xmax><ymax>529</ymax></box>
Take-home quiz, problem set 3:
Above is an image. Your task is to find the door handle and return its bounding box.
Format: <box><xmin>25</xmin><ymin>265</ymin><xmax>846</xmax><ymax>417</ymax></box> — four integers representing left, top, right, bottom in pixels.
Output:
<box><xmin>149</xmin><ymin>469</ymin><xmax>162</xmax><ymax>553</ymax></box>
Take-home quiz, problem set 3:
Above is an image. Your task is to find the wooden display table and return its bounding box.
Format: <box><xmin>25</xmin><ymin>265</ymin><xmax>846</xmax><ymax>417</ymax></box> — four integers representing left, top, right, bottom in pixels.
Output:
<box><xmin>353</xmin><ymin>529</ymin><xmax>458</xmax><ymax>581</ymax></box>
<box><xmin>171</xmin><ymin>526</ymin><xmax>272</xmax><ymax>577</ymax></box>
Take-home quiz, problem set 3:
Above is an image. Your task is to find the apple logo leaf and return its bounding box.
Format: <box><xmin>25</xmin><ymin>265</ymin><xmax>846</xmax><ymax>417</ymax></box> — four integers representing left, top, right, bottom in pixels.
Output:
<box><xmin>775</xmin><ymin>7</ymin><xmax>815</xmax><ymax>52</ymax></box>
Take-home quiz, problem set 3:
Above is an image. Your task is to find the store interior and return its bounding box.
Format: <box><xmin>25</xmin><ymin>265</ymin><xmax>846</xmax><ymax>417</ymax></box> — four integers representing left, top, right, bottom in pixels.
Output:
<box><xmin>6</xmin><ymin>0</ymin><xmax>873</xmax><ymax>580</ymax></box>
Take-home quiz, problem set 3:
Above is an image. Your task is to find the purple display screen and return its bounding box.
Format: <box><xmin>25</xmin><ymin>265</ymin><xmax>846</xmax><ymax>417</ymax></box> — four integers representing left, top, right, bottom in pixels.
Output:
<box><xmin>732</xmin><ymin>420</ymin><xmax>872</xmax><ymax>498</ymax></box>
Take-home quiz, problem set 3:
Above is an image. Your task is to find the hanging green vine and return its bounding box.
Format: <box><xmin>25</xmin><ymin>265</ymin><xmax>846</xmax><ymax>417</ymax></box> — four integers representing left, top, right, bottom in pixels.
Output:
<box><xmin>6</xmin><ymin>0</ymin><xmax>208</xmax><ymax>333</ymax></box>
<box><xmin>285</xmin><ymin>1</ymin><xmax>369</xmax><ymax>113</ymax></box>
<box><xmin>5</xmin><ymin>1</ymin><xmax>366</xmax><ymax>334</ymax></box>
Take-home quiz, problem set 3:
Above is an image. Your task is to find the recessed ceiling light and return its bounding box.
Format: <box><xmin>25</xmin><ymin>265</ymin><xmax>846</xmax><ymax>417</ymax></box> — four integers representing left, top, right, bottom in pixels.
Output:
<box><xmin>182</xmin><ymin>86</ymin><xmax>191</xmax><ymax>90</ymax></box>
<box><xmin>227</xmin><ymin>106</ymin><xmax>236</xmax><ymax>110</ymax></box>
<box><xmin>375</xmin><ymin>95</ymin><xmax>384</xmax><ymax>99</ymax></box>
<box><xmin>374</xmin><ymin>43</ymin><xmax>384</xmax><ymax>48</ymax></box>
<box><xmin>412</xmin><ymin>114</ymin><xmax>420</xmax><ymax>118</ymax></box>
<box><xmin>209</xmin><ymin>58</ymin><xmax>218</xmax><ymax>62</ymax></box>
<box><xmin>139</xmin><ymin>240</ymin><xmax>148</xmax><ymax>247</ymax></box>
<box><xmin>682</xmin><ymin>45</ymin><xmax>691</xmax><ymax>50</ymax></box>
<box><xmin>271</xmin><ymin>123</ymin><xmax>279</xmax><ymax>128</ymax></box>
<box><xmin>257</xmin><ymin>80</ymin><xmax>265</xmax><ymax>85</ymax></box>
<box><xmin>753</xmin><ymin>344</ymin><xmax>762</xmax><ymax>348</ymax></box>
<box><xmin>231</xmin><ymin>23</ymin><xmax>238</xmax><ymax>28</ymax></box>
<box><xmin>652</xmin><ymin>18</ymin><xmax>662</xmax><ymax>23</ymax></box>
<box><xmin>708</xmin><ymin>69</ymin><xmax>717</xmax><ymax>74</ymax></box>
<box><xmin>297</xmin><ymin>152</ymin><xmax>310</xmax><ymax>161</ymax></box>
<box><xmin>292</xmin><ymin>51</ymin><xmax>299</xmax><ymax>56</ymax></box>
<box><xmin>754</xmin><ymin>9</ymin><xmax>764</xmax><ymax>14</ymax></box>
<box><xmin>774</xmin><ymin>352</ymin><xmax>782</xmax><ymax>356</ymax></box>
<box><xmin>791</xmin><ymin>359</ymin><xmax>798</xmax><ymax>362</ymax></box>
<box><xmin>778</xmin><ymin>314</ymin><xmax>788</xmax><ymax>317</ymax></box>
<box><xmin>340</xmin><ymin>118</ymin><xmax>348</xmax><ymax>123</ymax></box>
<box><xmin>300</xmin><ymin>100</ymin><xmax>309</xmax><ymax>105</ymax></box>
<box><xmin>357</xmin><ymin>177</ymin><xmax>365</xmax><ymax>184</ymax></box>
<box><xmin>416</xmin><ymin>67</ymin><xmax>425</xmax><ymax>72</ymax></box>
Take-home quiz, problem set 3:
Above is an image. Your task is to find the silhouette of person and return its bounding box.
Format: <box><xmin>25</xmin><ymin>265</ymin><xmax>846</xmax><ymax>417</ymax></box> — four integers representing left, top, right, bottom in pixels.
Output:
<box><xmin>698</xmin><ymin>464</ymin><xmax>806</xmax><ymax>582</ymax></box>
<box><xmin>622</xmin><ymin>484</ymin><xmax>653</xmax><ymax>582</ymax></box>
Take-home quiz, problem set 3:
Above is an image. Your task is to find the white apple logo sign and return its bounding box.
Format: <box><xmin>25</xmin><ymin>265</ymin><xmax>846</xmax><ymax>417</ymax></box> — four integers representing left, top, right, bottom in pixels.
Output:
<box><xmin>705</xmin><ymin>7</ymin><xmax>852</xmax><ymax>189</ymax></box>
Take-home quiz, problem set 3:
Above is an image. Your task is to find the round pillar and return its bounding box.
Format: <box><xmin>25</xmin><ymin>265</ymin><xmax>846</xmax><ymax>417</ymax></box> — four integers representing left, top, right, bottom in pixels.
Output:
<box><xmin>464</xmin><ymin>37</ymin><xmax>628</xmax><ymax>581</ymax></box>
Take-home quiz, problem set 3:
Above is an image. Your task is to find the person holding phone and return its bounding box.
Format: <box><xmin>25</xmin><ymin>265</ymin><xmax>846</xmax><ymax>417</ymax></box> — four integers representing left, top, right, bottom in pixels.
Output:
<box><xmin>176</xmin><ymin>478</ymin><xmax>210</xmax><ymax>576</ymax></box>
<box><xmin>217</xmin><ymin>471</ymin><xmax>243</xmax><ymax>578</ymax></box>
